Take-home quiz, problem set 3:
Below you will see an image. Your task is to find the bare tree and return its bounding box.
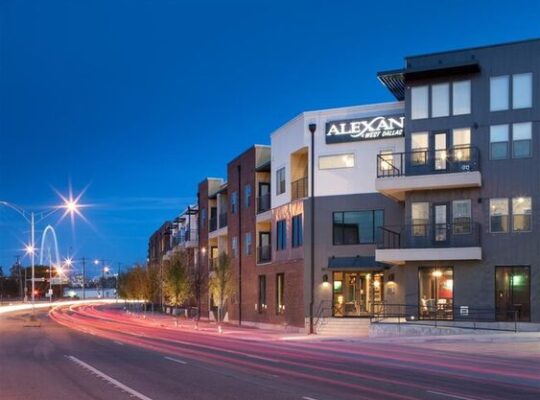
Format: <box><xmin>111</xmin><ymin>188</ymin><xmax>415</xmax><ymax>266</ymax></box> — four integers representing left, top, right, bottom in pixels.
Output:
<box><xmin>208</xmin><ymin>252</ymin><xmax>234</xmax><ymax>332</ymax></box>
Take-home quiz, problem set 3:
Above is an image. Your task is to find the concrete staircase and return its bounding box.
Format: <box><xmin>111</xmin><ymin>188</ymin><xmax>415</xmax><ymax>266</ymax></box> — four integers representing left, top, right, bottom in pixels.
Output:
<box><xmin>316</xmin><ymin>317</ymin><xmax>370</xmax><ymax>337</ymax></box>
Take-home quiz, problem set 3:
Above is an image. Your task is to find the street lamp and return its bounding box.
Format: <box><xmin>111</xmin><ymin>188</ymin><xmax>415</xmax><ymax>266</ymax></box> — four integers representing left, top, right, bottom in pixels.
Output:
<box><xmin>1</xmin><ymin>195</ymin><xmax>82</xmax><ymax>314</ymax></box>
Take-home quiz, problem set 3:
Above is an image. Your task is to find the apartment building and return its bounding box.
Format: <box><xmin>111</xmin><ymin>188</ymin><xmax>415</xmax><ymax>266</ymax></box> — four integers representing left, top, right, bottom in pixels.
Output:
<box><xmin>148</xmin><ymin>221</ymin><xmax>173</xmax><ymax>268</ymax></box>
<box><xmin>376</xmin><ymin>39</ymin><xmax>540</xmax><ymax>323</ymax></box>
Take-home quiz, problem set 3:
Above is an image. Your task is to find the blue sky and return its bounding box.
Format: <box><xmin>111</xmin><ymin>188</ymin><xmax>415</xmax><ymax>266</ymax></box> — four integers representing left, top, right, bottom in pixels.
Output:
<box><xmin>1</xmin><ymin>0</ymin><xmax>539</xmax><ymax>275</ymax></box>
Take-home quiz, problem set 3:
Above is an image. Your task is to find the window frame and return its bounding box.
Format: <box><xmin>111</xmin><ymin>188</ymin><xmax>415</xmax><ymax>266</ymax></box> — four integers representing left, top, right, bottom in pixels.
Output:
<box><xmin>490</xmin><ymin>75</ymin><xmax>510</xmax><ymax>112</ymax></box>
<box><xmin>258</xmin><ymin>275</ymin><xmax>266</xmax><ymax>313</ymax></box>
<box><xmin>452</xmin><ymin>80</ymin><xmax>471</xmax><ymax>115</ymax></box>
<box><xmin>490</xmin><ymin>198</ymin><xmax>509</xmax><ymax>233</ymax></box>
<box><xmin>276</xmin><ymin>167</ymin><xmax>286</xmax><ymax>196</ymax></box>
<box><xmin>292</xmin><ymin>214</ymin><xmax>303</xmax><ymax>248</ymax></box>
<box><xmin>490</xmin><ymin>124</ymin><xmax>510</xmax><ymax>160</ymax></box>
<box><xmin>276</xmin><ymin>273</ymin><xmax>285</xmax><ymax>315</ymax></box>
<box><xmin>276</xmin><ymin>219</ymin><xmax>287</xmax><ymax>251</ymax></box>
<box><xmin>512</xmin><ymin>122</ymin><xmax>532</xmax><ymax>159</ymax></box>
<box><xmin>431</xmin><ymin>82</ymin><xmax>450</xmax><ymax>118</ymax></box>
<box><xmin>318</xmin><ymin>153</ymin><xmax>356</xmax><ymax>170</ymax></box>
<box><xmin>512</xmin><ymin>73</ymin><xmax>533</xmax><ymax>110</ymax></box>
<box><xmin>332</xmin><ymin>210</ymin><xmax>384</xmax><ymax>245</ymax></box>
<box><xmin>512</xmin><ymin>197</ymin><xmax>532</xmax><ymax>233</ymax></box>
<box><xmin>411</xmin><ymin>85</ymin><xmax>429</xmax><ymax>120</ymax></box>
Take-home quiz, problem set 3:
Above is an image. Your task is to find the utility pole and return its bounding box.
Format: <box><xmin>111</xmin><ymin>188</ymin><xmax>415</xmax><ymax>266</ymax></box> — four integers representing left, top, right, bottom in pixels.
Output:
<box><xmin>81</xmin><ymin>257</ymin><xmax>86</xmax><ymax>300</ymax></box>
<box><xmin>14</xmin><ymin>256</ymin><xmax>22</xmax><ymax>301</ymax></box>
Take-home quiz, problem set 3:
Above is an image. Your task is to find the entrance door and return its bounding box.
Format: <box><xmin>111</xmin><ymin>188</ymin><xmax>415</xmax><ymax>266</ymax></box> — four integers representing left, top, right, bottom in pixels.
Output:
<box><xmin>332</xmin><ymin>272</ymin><xmax>384</xmax><ymax>317</ymax></box>
<box><xmin>434</xmin><ymin>133</ymin><xmax>447</xmax><ymax>171</ymax></box>
<box><xmin>434</xmin><ymin>204</ymin><xmax>448</xmax><ymax>243</ymax></box>
<box><xmin>496</xmin><ymin>266</ymin><xmax>530</xmax><ymax>321</ymax></box>
<box><xmin>258</xmin><ymin>182</ymin><xmax>270</xmax><ymax>212</ymax></box>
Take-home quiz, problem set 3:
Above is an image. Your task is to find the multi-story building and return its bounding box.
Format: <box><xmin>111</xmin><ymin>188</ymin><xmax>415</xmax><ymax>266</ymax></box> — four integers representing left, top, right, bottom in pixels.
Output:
<box><xmin>148</xmin><ymin>221</ymin><xmax>173</xmax><ymax>267</ymax></box>
<box><xmin>376</xmin><ymin>39</ymin><xmax>539</xmax><ymax>323</ymax></box>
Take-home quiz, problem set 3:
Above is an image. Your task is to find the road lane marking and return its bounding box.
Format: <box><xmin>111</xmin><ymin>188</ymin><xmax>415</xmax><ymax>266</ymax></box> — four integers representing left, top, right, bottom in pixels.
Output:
<box><xmin>164</xmin><ymin>356</ymin><xmax>188</xmax><ymax>365</ymax></box>
<box><xmin>427</xmin><ymin>391</ymin><xmax>478</xmax><ymax>400</ymax></box>
<box><xmin>302</xmin><ymin>397</ymin><xmax>320</xmax><ymax>400</ymax></box>
<box><xmin>66</xmin><ymin>355</ymin><xmax>154</xmax><ymax>400</ymax></box>
<box><xmin>223</xmin><ymin>349</ymin><xmax>279</xmax><ymax>363</ymax></box>
<box><xmin>114</xmin><ymin>341</ymin><xmax>124</xmax><ymax>346</ymax></box>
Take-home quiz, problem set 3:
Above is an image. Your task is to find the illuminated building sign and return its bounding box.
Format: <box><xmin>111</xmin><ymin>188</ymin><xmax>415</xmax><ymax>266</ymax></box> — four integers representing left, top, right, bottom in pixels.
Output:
<box><xmin>325</xmin><ymin>115</ymin><xmax>404</xmax><ymax>144</ymax></box>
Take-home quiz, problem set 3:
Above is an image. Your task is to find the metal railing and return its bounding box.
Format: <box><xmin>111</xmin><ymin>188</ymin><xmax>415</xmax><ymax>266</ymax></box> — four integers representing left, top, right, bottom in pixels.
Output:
<box><xmin>184</xmin><ymin>228</ymin><xmax>198</xmax><ymax>242</ymax></box>
<box><xmin>218</xmin><ymin>213</ymin><xmax>227</xmax><ymax>229</ymax></box>
<box><xmin>291</xmin><ymin>176</ymin><xmax>308</xmax><ymax>200</ymax></box>
<box><xmin>257</xmin><ymin>193</ymin><xmax>271</xmax><ymax>213</ymax></box>
<box><xmin>257</xmin><ymin>245</ymin><xmax>271</xmax><ymax>263</ymax></box>
<box><xmin>209</xmin><ymin>217</ymin><xmax>217</xmax><ymax>232</ymax></box>
<box><xmin>377</xmin><ymin>222</ymin><xmax>481</xmax><ymax>249</ymax></box>
<box><xmin>173</xmin><ymin>229</ymin><xmax>198</xmax><ymax>245</ymax></box>
<box><xmin>370</xmin><ymin>302</ymin><xmax>522</xmax><ymax>332</ymax></box>
<box><xmin>377</xmin><ymin>146</ymin><xmax>480</xmax><ymax>178</ymax></box>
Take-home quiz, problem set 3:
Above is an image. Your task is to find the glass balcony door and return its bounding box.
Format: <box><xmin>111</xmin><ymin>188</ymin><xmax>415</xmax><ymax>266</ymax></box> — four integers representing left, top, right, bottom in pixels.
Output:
<box><xmin>496</xmin><ymin>266</ymin><xmax>530</xmax><ymax>322</ymax></box>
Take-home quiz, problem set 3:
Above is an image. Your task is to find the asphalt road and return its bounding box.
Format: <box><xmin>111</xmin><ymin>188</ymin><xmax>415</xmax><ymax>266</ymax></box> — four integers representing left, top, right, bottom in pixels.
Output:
<box><xmin>0</xmin><ymin>304</ymin><xmax>539</xmax><ymax>400</ymax></box>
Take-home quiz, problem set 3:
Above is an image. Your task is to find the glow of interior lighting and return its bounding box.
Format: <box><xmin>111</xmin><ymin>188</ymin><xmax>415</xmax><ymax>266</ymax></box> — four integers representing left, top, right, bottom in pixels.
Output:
<box><xmin>444</xmin><ymin>279</ymin><xmax>453</xmax><ymax>290</ymax></box>
<box><xmin>432</xmin><ymin>270</ymin><xmax>443</xmax><ymax>278</ymax></box>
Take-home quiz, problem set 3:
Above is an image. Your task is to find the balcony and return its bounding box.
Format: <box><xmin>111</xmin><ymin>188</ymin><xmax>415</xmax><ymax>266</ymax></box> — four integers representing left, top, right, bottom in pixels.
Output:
<box><xmin>257</xmin><ymin>246</ymin><xmax>272</xmax><ymax>264</ymax></box>
<box><xmin>173</xmin><ymin>229</ymin><xmax>198</xmax><ymax>248</ymax></box>
<box><xmin>219</xmin><ymin>213</ymin><xmax>228</xmax><ymax>228</ymax></box>
<box><xmin>376</xmin><ymin>146</ymin><xmax>481</xmax><ymax>200</ymax></box>
<box><xmin>257</xmin><ymin>192</ymin><xmax>271</xmax><ymax>214</ymax></box>
<box><xmin>291</xmin><ymin>176</ymin><xmax>308</xmax><ymax>201</ymax></box>
<box><xmin>376</xmin><ymin>222</ymin><xmax>482</xmax><ymax>265</ymax></box>
<box><xmin>209</xmin><ymin>217</ymin><xmax>217</xmax><ymax>232</ymax></box>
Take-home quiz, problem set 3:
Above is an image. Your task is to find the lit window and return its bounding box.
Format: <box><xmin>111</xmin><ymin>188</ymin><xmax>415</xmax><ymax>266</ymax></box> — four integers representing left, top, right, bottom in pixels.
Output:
<box><xmin>512</xmin><ymin>73</ymin><xmax>532</xmax><ymax>109</ymax></box>
<box><xmin>411</xmin><ymin>132</ymin><xmax>428</xmax><ymax>165</ymax></box>
<box><xmin>490</xmin><ymin>76</ymin><xmax>509</xmax><ymax>111</ymax></box>
<box><xmin>318</xmin><ymin>153</ymin><xmax>355</xmax><ymax>170</ymax></box>
<box><xmin>411</xmin><ymin>86</ymin><xmax>429</xmax><ymax>119</ymax></box>
<box><xmin>412</xmin><ymin>202</ymin><xmax>429</xmax><ymax>236</ymax></box>
<box><xmin>512</xmin><ymin>197</ymin><xmax>532</xmax><ymax>232</ymax></box>
<box><xmin>512</xmin><ymin>122</ymin><xmax>532</xmax><ymax>158</ymax></box>
<box><xmin>490</xmin><ymin>125</ymin><xmax>509</xmax><ymax>160</ymax></box>
<box><xmin>276</xmin><ymin>273</ymin><xmax>285</xmax><ymax>315</ymax></box>
<box><xmin>452</xmin><ymin>200</ymin><xmax>471</xmax><ymax>234</ymax></box>
<box><xmin>431</xmin><ymin>83</ymin><xmax>449</xmax><ymax>117</ymax></box>
<box><xmin>452</xmin><ymin>80</ymin><xmax>471</xmax><ymax>115</ymax></box>
<box><xmin>378</xmin><ymin>150</ymin><xmax>395</xmax><ymax>172</ymax></box>
<box><xmin>276</xmin><ymin>167</ymin><xmax>286</xmax><ymax>195</ymax></box>
<box><xmin>490</xmin><ymin>198</ymin><xmax>509</xmax><ymax>233</ymax></box>
<box><xmin>452</xmin><ymin>128</ymin><xmax>471</xmax><ymax>161</ymax></box>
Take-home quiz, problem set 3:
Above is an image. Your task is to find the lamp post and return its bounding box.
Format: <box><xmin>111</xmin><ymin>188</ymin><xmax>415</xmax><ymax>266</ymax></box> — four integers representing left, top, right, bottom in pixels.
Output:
<box><xmin>308</xmin><ymin>123</ymin><xmax>317</xmax><ymax>334</ymax></box>
<box><xmin>1</xmin><ymin>197</ymin><xmax>82</xmax><ymax>314</ymax></box>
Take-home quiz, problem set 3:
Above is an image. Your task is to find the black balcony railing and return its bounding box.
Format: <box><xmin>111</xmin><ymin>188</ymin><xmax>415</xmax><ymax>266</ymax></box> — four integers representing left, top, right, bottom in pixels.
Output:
<box><xmin>257</xmin><ymin>245</ymin><xmax>271</xmax><ymax>263</ymax></box>
<box><xmin>291</xmin><ymin>176</ymin><xmax>308</xmax><ymax>200</ymax></box>
<box><xmin>377</xmin><ymin>146</ymin><xmax>480</xmax><ymax>178</ymax></box>
<box><xmin>184</xmin><ymin>229</ymin><xmax>198</xmax><ymax>242</ymax></box>
<box><xmin>209</xmin><ymin>217</ymin><xmax>217</xmax><ymax>232</ymax></box>
<box><xmin>257</xmin><ymin>193</ymin><xmax>271</xmax><ymax>213</ymax></box>
<box><xmin>219</xmin><ymin>213</ymin><xmax>228</xmax><ymax>228</ymax></box>
<box><xmin>377</xmin><ymin>222</ymin><xmax>481</xmax><ymax>249</ymax></box>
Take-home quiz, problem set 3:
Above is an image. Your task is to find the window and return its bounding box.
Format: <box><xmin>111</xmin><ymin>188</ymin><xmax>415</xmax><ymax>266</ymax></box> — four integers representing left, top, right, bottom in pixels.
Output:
<box><xmin>276</xmin><ymin>273</ymin><xmax>285</xmax><ymax>315</ymax></box>
<box><xmin>411</xmin><ymin>132</ymin><xmax>429</xmax><ymax>166</ymax></box>
<box><xmin>490</xmin><ymin>198</ymin><xmax>509</xmax><ymax>233</ymax></box>
<box><xmin>231</xmin><ymin>236</ymin><xmax>238</xmax><ymax>258</ymax></box>
<box><xmin>513</xmin><ymin>73</ymin><xmax>532</xmax><ymax>109</ymax></box>
<box><xmin>231</xmin><ymin>192</ymin><xmax>238</xmax><ymax>214</ymax></box>
<box><xmin>378</xmin><ymin>149</ymin><xmax>395</xmax><ymax>172</ymax></box>
<box><xmin>452</xmin><ymin>80</ymin><xmax>471</xmax><ymax>115</ymax></box>
<box><xmin>318</xmin><ymin>153</ymin><xmax>355</xmax><ymax>170</ymax></box>
<box><xmin>512</xmin><ymin>122</ymin><xmax>532</xmax><ymax>158</ymax></box>
<box><xmin>276</xmin><ymin>167</ymin><xmax>286</xmax><ymax>195</ymax></box>
<box><xmin>453</xmin><ymin>200</ymin><xmax>471</xmax><ymax>234</ymax></box>
<box><xmin>496</xmin><ymin>266</ymin><xmax>530</xmax><ymax>322</ymax></box>
<box><xmin>452</xmin><ymin>128</ymin><xmax>471</xmax><ymax>161</ymax></box>
<box><xmin>411</xmin><ymin>86</ymin><xmax>429</xmax><ymax>119</ymax></box>
<box><xmin>412</xmin><ymin>202</ymin><xmax>429</xmax><ymax>236</ymax></box>
<box><xmin>201</xmin><ymin>208</ymin><xmax>207</xmax><ymax>226</ymax></box>
<box><xmin>431</xmin><ymin>83</ymin><xmax>449</xmax><ymax>117</ymax></box>
<box><xmin>245</xmin><ymin>232</ymin><xmax>252</xmax><ymax>255</ymax></box>
<box><xmin>258</xmin><ymin>275</ymin><xmax>266</xmax><ymax>313</ymax></box>
<box><xmin>276</xmin><ymin>219</ymin><xmax>287</xmax><ymax>250</ymax></box>
<box><xmin>490</xmin><ymin>125</ymin><xmax>509</xmax><ymax>160</ymax></box>
<box><xmin>419</xmin><ymin>267</ymin><xmax>453</xmax><ymax>320</ymax></box>
<box><xmin>512</xmin><ymin>197</ymin><xmax>532</xmax><ymax>232</ymax></box>
<box><xmin>332</xmin><ymin>210</ymin><xmax>384</xmax><ymax>245</ymax></box>
<box><xmin>490</xmin><ymin>76</ymin><xmax>509</xmax><ymax>111</ymax></box>
<box><xmin>292</xmin><ymin>214</ymin><xmax>303</xmax><ymax>248</ymax></box>
<box><xmin>244</xmin><ymin>185</ymin><xmax>252</xmax><ymax>208</ymax></box>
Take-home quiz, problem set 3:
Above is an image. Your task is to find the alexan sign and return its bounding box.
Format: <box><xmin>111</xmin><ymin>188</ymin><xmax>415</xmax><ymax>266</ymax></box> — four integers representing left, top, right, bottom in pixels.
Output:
<box><xmin>325</xmin><ymin>115</ymin><xmax>404</xmax><ymax>144</ymax></box>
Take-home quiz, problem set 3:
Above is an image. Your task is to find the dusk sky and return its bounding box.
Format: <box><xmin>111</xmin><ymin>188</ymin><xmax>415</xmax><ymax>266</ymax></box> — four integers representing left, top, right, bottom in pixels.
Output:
<box><xmin>1</xmin><ymin>0</ymin><xmax>539</xmax><ymax>275</ymax></box>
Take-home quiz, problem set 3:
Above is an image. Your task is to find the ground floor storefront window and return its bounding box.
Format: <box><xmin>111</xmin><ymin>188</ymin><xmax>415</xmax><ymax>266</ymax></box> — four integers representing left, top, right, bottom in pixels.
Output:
<box><xmin>495</xmin><ymin>266</ymin><xmax>530</xmax><ymax>322</ymax></box>
<box><xmin>419</xmin><ymin>267</ymin><xmax>453</xmax><ymax>320</ymax></box>
<box><xmin>332</xmin><ymin>271</ymin><xmax>383</xmax><ymax>317</ymax></box>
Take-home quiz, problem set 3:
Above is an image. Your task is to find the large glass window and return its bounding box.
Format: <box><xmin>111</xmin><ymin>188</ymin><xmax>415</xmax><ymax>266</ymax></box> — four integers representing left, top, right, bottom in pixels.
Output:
<box><xmin>431</xmin><ymin>83</ymin><xmax>449</xmax><ymax>117</ymax></box>
<box><xmin>453</xmin><ymin>200</ymin><xmax>471</xmax><ymax>234</ymax></box>
<box><xmin>276</xmin><ymin>167</ymin><xmax>286</xmax><ymax>195</ymax></box>
<box><xmin>411</xmin><ymin>202</ymin><xmax>429</xmax><ymax>236</ymax></box>
<box><xmin>276</xmin><ymin>273</ymin><xmax>285</xmax><ymax>315</ymax></box>
<box><xmin>258</xmin><ymin>275</ymin><xmax>266</xmax><ymax>313</ymax></box>
<box><xmin>490</xmin><ymin>75</ymin><xmax>509</xmax><ymax>111</ymax></box>
<box><xmin>512</xmin><ymin>197</ymin><xmax>532</xmax><ymax>232</ymax></box>
<box><xmin>512</xmin><ymin>122</ymin><xmax>532</xmax><ymax>158</ymax></box>
<box><xmin>333</xmin><ymin>210</ymin><xmax>384</xmax><ymax>245</ymax></box>
<box><xmin>419</xmin><ymin>267</ymin><xmax>453</xmax><ymax>320</ymax></box>
<box><xmin>490</xmin><ymin>198</ymin><xmax>509</xmax><ymax>233</ymax></box>
<box><xmin>495</xmin><ymin>266</ymin><xmax>530</xmax><ymax>322</ymax></box>
<box><xmin>490</xmin><ymin>124</ymin><xmax>509</xmax><ymax>160</ymax></box>
<box><xmin>276</xmin><ymin>219</ymin><xmax>287</xmax><ymax>250</ymax></box>
<box><xmin>411</xmin><ymin>132</ymin><xmax>429</xmax><ymax>166</ymax></box>
<box><xmin>411</xmin><ymin>86</ymin><xmax>429</xmax><ymax>119</ymax></box>
<box><xmin>452</xmin><ymin>128</ymin><xmax>471</xmax><ymax>161</ymax></box>
<box><xmin>319</xmin><ymin>153</ymin><xmax>355</xmax><ymax>170</ymax></box>
<box><xmin>452</xmin><ymin>80</ymin><xmax>471</xmax><ymax>115</ymax></box>
<box><xmin>512</xmin><ymin>73</ymin><xmax>532</xmax><ymax>109</ymax></box>
<box><xmin>292</xmin><ymin>214</ymin><xmax>303</xmax><ymax>248</ymax></box>
<box><xmin>332</xmin><ymin>271</ymin><xmax>384</xmax><ymax>317</ymax></box>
